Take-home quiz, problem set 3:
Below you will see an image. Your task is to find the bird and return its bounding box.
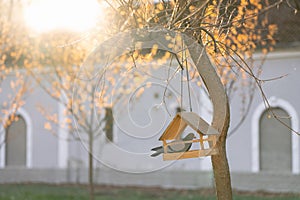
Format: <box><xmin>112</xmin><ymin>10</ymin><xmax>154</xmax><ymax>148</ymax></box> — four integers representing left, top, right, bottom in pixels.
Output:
<box><xmin>150</xmin><ymin>133</ymin><xmax>196</xmax><ymax>157</ymax></box>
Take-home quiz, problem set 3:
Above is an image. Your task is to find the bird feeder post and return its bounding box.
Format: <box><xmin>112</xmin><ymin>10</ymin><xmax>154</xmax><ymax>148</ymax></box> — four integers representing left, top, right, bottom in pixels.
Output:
<box><xmin>211</xmin><ymin>135</ymin><xmax>217</xmax><ymax>148</ymax></box>
<box><xmin>199</xmin><ymin>134</ymin><xmax>205</xmax><ymax>150</ymax></box>
<box><xmin>163</xmin><ymin>140</ymin><xmax>168</xmax><ymax>153</ymax></box>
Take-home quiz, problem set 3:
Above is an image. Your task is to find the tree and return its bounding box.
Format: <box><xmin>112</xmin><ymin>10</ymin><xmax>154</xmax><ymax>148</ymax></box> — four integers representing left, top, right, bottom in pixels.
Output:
<box><xmin>0</xmin><ymin>0</ymin><xmax>31</xmax><ymax>149</ymax></box>
<box><xmin>28</xmin><ymin>30</ymin><xmax>98</xmax><ymax>200</ymax></box>
<box><xmin>30</xmin><ymin>28</ymin><xmax>156</xmax><ymax>200</ymax></box>
<box><xmin>0</xmin><ymin>1</ymin><xmax>102</xmax><ymax>198</ymax></box>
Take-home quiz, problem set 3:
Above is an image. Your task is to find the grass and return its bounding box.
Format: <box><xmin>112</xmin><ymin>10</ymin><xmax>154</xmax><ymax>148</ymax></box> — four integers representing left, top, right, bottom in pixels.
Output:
<box><xmin>0</xmin><ymin>184</ymin><xmax>299</xmax><ymax>200</ymax></box>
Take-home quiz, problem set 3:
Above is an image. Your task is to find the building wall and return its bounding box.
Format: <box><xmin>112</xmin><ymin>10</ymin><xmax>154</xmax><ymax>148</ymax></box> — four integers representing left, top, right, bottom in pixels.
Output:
<box><xmin>66</xmin><ymin>48</ymin><xmax>300</xmax><ymax>175</ymax></box>
<box><xmin>0</xmin><ymin>76</ymin><xmax>60</xmax><ymax>168</ymax></box>
<box><xmin>1</xmin><ymin>49</ymin><xmax>300</xmax><ymax>192</ymax></box>
<box><xmin>66</xmin><ymin>61</ymin><xmax>215</xmax><ymax>173</ymax></box>
<box><xmin>227</xmin><ymin>49</ymin><xmax>300</xmax><ymax>173</ymax></box>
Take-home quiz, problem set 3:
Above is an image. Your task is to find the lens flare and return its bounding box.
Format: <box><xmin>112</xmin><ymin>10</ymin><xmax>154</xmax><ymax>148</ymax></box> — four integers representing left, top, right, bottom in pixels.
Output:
<box><xmin>24</xmin><ymin>0</ymin><xmax>102</xmax><ymax>33</ymax></box>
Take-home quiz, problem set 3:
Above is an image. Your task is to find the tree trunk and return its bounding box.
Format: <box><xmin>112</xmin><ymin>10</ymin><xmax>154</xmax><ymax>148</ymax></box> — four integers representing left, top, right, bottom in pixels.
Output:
<box><xmin>182</xmin><ymin>34</ymin><xmax>233</xmax><ymax>199</ymax></box>
<box><xmin>211</xmin><ymin>103</ymin><xmax>232</xmax><ymax>200</ymax></box>
<box><xmin>88</xmin><ymin>131</ymin><xmax>94</xmax><ymax>200</ymax></box>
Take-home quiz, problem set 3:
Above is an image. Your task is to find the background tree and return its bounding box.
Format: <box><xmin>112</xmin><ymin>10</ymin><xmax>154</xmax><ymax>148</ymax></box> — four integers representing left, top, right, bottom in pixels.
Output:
<box><xmin>28</xmin><ymin>30</ymin><xmax>98</xmax><ymax>200</ymax></box>
<box><xmin>29</xmin><ymin>30</ymin><xmax>155</xmax><ymax>200</ymax></box>
<box><xmin>0</xmin><ymin>2</ymin><xmax>103</xmax><ymax>199</ymax></box>
<box><xmin>0</xmin><ymin>0</ymin><xmax>32</xmax><ymax>148</ymax></box>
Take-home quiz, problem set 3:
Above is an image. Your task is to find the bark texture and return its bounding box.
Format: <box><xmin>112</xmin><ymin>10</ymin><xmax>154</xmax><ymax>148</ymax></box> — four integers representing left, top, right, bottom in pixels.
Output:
<box><xmin>211</xmin><ymin>103</ymin><xmax>232</xmax><ymax>200</ymax></box>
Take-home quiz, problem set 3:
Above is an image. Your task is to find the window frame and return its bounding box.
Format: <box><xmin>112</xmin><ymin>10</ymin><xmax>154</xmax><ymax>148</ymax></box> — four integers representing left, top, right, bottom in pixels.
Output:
<box><xmin>251</xmin><ymin>97</ymin><xmax>299</xmax><ymax>174</ymax></box>
<box><xmin>0</xmin><ymin>108</ymin><xmax>32</xmax><ymax>168</ymax></box>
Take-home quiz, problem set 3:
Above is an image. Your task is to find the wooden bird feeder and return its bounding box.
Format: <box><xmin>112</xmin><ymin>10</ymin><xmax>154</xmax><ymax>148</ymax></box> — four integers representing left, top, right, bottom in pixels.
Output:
<box><xmin>159</xmin><ymin>112</ymin><xmax>220</xmax><ymax>160</ymax></box>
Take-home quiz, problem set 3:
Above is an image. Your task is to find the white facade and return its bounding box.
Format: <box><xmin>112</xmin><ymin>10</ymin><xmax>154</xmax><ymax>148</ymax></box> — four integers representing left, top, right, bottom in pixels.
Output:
<box><xmin>0</xmin><ymin>48</ymin><xmax>300</xmax><ymax>192</ymax></box>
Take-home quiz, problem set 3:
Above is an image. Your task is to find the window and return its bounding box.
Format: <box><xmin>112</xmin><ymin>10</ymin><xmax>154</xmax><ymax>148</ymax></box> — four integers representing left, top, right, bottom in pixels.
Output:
<box><xmin>259</xmin><ymin>107</ymin><xmax>292</xmax><ymax>173</ymax></box>
<box><xmin>5</xmin><ymin>115</ymin><xmax>27</xmax><ymax>167</ymax></box>
<box><xmin>252</xmin><ymin>97</ymin><xmax>299</xmax><ymax>174</ymax></box>
<box><xmin>103</xmin><ymin>107</ymin><xmax>113</xmax><ymax>142</ymax></box>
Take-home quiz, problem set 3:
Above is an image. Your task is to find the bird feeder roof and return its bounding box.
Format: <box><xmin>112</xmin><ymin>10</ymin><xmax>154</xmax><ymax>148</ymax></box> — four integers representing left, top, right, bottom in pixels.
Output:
<box><xmin>159</xmin><ymin>112</ymin><xmax>219</xmax><ymax>141</ymax></box>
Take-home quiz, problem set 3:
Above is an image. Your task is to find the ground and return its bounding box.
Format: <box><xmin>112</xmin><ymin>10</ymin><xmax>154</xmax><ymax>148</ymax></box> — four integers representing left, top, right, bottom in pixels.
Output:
<box><xmin>0</xmin><ymin>184</ymin><xmax>299</xmax><ymax>200</ymax></box>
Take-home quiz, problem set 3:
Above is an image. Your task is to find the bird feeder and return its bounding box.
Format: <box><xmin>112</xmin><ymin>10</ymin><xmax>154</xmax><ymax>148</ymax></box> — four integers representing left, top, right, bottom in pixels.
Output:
<box><xmin>159</xmin><ymin>112</ymin><xmax>220</xmax><ymax>160</ymax></box>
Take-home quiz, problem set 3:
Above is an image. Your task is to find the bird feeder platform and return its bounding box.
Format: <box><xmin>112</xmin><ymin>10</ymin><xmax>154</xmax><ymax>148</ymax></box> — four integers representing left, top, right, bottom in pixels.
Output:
<box><xmin>160</xmin><ymin>112</ymin><xmax>220</xmax><ymax>160</ymax></box>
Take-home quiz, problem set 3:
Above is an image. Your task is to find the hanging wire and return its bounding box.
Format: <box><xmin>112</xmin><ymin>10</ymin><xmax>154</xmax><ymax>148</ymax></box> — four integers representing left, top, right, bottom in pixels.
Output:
<box><xmin>180</xmin><ymin>64</ymin><xmax>183</xmax><ymax>110</ymax></box>
<box><xmin>179</xmin><ymin>39</ymin><xmax>194</xmax><ymax>113</ymax></box>
<box><xmin>185</xmin><ymin>54</ymin><xmax>193</xmax><ymax>112</ymax></box>
<box><xmin>178</xmin><ymin>37</ymin><xmax>194</xmax><ymax>113</ymax></box>
<box><xmin>180</xmin><ymin>38</ymin><xmax>185</xmax><ymax>112</ymax></box>
<box><xmin>162</xmin><ymin>53</ymin><xmax>182</xmax><ymax>116</ymax></box>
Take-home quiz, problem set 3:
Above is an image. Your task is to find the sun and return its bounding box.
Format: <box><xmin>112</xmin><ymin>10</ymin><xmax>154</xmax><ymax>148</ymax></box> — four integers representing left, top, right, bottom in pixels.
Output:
<box><xmin>24</xmin><ymin>0</ymin><xmax>103</xmax><ymax>33</ymax></box>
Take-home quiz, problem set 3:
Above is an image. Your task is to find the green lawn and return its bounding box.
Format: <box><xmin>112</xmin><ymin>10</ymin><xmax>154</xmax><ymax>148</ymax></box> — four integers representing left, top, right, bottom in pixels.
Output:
<box><xmin>0</xmin><ymin>184</ymin><xmax>299</xmax><ymax>200</ymax></box>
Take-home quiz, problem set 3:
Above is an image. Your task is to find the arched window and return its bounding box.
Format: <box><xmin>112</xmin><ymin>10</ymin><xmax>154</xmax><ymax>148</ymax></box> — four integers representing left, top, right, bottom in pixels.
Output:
<box><xmin>5</xmin><ymin>115</ymin><xmax>27</xmax><ymax>167</ymax></box>
<box><xmin>259</xmin><ymin>107</ymin><xmax>292</xmax><ymax>172</ymax></box>
<box><xmin>0</xmin><ymin>108</ymin><xmax>32</xmax><ymax>168</ymax></box>
<box><xmin>252</xmin><ymin>97</ymin><xmax>299</xmax><ymax>174</ymax></box>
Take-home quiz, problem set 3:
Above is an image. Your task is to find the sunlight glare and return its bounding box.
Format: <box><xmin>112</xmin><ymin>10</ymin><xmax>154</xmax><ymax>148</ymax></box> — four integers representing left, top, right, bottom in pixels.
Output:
<box><xmin>24</xmin><ymin>0</ymin><xmax>103</xmax><ymax>33</ymax></box>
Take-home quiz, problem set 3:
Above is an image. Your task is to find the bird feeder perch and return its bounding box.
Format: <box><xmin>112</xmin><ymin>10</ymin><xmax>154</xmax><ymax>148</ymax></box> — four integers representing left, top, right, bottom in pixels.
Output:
<box><xmin>159</xmin><ymin>112</ymin><xmax>220</xmax><ymax>160</ymax></box>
